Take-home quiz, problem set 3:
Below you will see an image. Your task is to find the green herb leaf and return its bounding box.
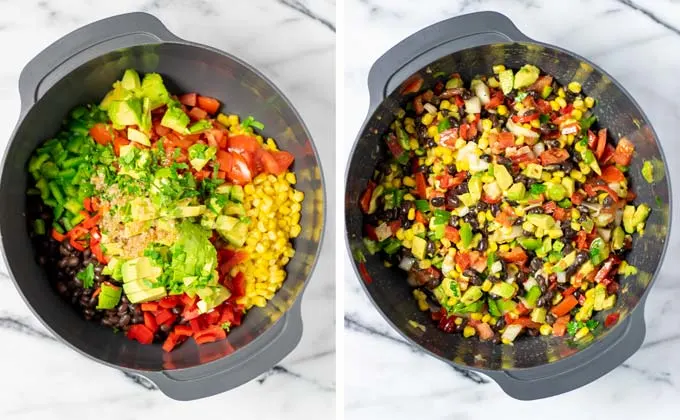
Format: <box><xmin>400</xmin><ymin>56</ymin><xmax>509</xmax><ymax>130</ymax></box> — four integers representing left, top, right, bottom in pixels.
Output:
<box><xmin>586</xmin><ymin>319</ymin><xmax>599</xmax><ymax>330</ymax></box>
<box><xmin>76</xmin><ymin>263</ymin><xmax>95</xmax><ymax>288</ymax></box>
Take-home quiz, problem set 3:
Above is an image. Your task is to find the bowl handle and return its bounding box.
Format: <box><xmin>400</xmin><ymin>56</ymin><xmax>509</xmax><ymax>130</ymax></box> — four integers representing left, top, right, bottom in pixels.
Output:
<box><xmin>367</xmin><ymin>11</ymin><xmax>532</xmax><ymax>114</ymax></box>
<box><xmin>484</xmin><ymin>306</ymin><xmax>646</xmax><ymax>400</ymax></box>
<box><xmin>140</xmin><ymin>299</ymin><xmax>304</xmax><ymax>401</ymax></box>
<box><xmin>18</xmin><ymin>12</ymin><xmax>181</xmax><ymax>114</ymax></box>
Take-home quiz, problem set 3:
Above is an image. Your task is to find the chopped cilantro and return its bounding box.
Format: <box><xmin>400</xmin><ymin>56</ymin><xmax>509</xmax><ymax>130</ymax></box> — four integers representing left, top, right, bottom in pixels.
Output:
<box><xmin>76</xmin><ymin>263</ymin><xmax>95</xmax><ymax>288</ymax></box>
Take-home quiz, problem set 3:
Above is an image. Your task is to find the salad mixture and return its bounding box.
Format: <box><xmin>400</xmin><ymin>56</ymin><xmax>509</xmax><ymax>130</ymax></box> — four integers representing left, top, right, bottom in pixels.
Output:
<box><xmin>359</xmin><ymin>64</ymin><xmax>650</xmax><ymax>344</ymax></box>
<box><xmin>27</xmin><ymin>69</ymin><xmax>303</xmax><ymax>351</ymax></box>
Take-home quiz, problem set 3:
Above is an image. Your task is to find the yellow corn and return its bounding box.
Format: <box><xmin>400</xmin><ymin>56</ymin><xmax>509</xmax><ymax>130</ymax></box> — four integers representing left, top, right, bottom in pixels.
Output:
<box><xmin>556</xmin><ymin>97</ymin><xmax>567</xmax><ymax>109</ymax></box>
<box><xmin>497</xmin><ymin>105</ymin><xmax>508</xmax><ymax>116</ymax></box>
<box><xmin>471</xmin><ymin>312</ymin><xmax>483</xmax><ymax>321</ymax></box>
<box><xmin>403</xmin><ymin>176</ymin><xmax>415</xmax><ymax>187</ymax></box>
<box><xmin>585</xmin><ymin>96</ymin><xmax>595</xmax><ymax>108</ymax></box>
<box><xmin>463</xmin><ymin>326</ymin><xmax>476</xmax><ymax>338</ymax></box>
<box><xmin>568</xmin><ymin>81</ymin><xmax>582</xmax><ymax>94</ymax></box>
<box><xmin>421</xmin><ymin>114</ymin><xmax>434</xmax><ymax>125</ymax></box>
<box><xmin>571</xmin><ymin>109</ymin><xmax>583</xmax><ymax>121</ymax></box>
<box><xmin>540</xmin><ymin>324</ymin><xmax>553</xmax><ymax>336</ymax></box>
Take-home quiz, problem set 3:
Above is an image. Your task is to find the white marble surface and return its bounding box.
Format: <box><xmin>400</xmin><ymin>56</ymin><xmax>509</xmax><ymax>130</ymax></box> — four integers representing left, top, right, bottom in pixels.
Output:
<box><xmin>343</xmin><ymin>0</ymin><xmax>680</xmax><ymax>418</ymax></box>
<box><xmin>0</xmin><ymin>0</ymin><xmax>335</xmax><ymax>418</ymax></box>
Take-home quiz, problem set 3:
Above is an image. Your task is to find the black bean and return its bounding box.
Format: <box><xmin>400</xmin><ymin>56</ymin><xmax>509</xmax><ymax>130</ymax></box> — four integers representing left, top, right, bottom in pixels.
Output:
<box><xmin>495</xmin><ymin>317</ymin><xmax>506</xmax><ymax>329</ymax></box>
<box><xmin>454</xmin><ymin>182</ymin><xmax>469</xmax><ymax>194</ymax></box>
<box><xmin>94</xmin><ymin>265</ymin><xmax>103</xmax><ymax>275</ymax></box>
<box><xmin>527</xmin><ymin>328</ymin><xmax>539</xmax><ymax>337</ymax></box>
<box><xmin>447</xmin><ymin>165</ymin><xmax>457</xmax><ymax>175</ymax></box>
<box><xmin>546</xmin><ymin>313</ymin><xmax>556</xmax><ymax>324</ymax></box>
<box><xmin>172</xmin><ymin>307</ymin><xmax>182</xmax><ymax>315</ymax></box>
<box><xmin>119</xmin><ymin>314</ymin><xmax>131</xmax><ymax>327</ymax></box>
<box><xmin>67</xmin><ymin>256</ymin><xmax>79</xmax><ymax>267</ymax></box>
<box><xmin>118</xmin><ymin>303</ymin><xmax>128</xmax><ymax>313</ymax></box>
<box><xmin>426</xmin><ymin>241</ymin><xmax>436</xmax><ymax>256</ymax></box>
<box><xmin>448</xmin><ymin>215</ymin><xmax>459</xmax><ymax>227</ymax></box>
<box><xmin>56</xmin><ymin>282</ymin><xmax>68</xmax><ymax>295</ymax></box>
<box><xmin>445</xmin><ymin>192</ymin><xmax>460</xmax><ymax>209</ymax></box>
<box><xmin>490</xmin><ymin>203</ymin><xmax>501</xmax><ymax>216</ymax></box>
<box><xmin>480</xmin><ymin>154</ymin><xmax>491</xmax><ymax>163</ymax></box>
<box><xmin>160</xmin><ymin>323</ymin><xmax>172</xmax><ymax>333</ymax></box>
<box><xmin>72</xmin><ymin>277</ymin><xmax>83</xmax><ymax>288</ymax></box>
<box><xmin>430</xmin><ymin>196</ymin><xmax>445</xmax><ymax>207</ymax></box>
<box><xmin>477</xmin><ymin>237</ymin><xmax>488</xmax><ymax>252</ymax></box>
<box><xmin>530</xmin><ymin>258</ymin><xmax>543</xmax><ymax>272</ymax></box>
<box><xmin>528</xmin><ymin>207</ymin><xmax>544</xmax><ymax>215</ymax></box>
<box><xmin>59</xmin><ymin>245</ymin><xmax>70</xmax><ymax>256</ymax></box>
<box><xmin>132</xmin><ymin>315</ymin><xmax>143</xmax><ymax>324</ymax></box>
<box><xmin>57</xmin><ymin>259</ymin><xmax>68</xmax><ymax>269</ymax></box>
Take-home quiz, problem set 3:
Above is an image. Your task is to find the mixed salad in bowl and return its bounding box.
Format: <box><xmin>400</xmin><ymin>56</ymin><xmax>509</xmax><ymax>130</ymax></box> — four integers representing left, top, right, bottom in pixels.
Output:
<box><xmin>27</xmin><ymin>69</ymin><xmax>303</xmax><ymax>352</ymax></box>
<box><xmin>359</xmin><ymin>64</ymin><xmax>652</xmax><ymax>344</ymax></box>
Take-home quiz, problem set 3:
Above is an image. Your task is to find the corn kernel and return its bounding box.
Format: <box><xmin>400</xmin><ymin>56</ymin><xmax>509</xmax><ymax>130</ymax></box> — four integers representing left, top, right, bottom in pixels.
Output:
<box><xmin>558</xmin><ymin>88</ymin><xmax>565</xmax><ymax>98</ymax></box>
<box><xmin>568</xmin><ymin>81</ymin><xmax>582</xmax><ymax>94</ymax></box>
<box><xmin>530</xmin><ymin>119</ymin><xmax>541</xmax><ymax>128</ymax></box>
<box><xmin>497</xmin><ymin>105</ymin><xmax>508</xmax><ymax>116</ymax></box>
<box><xmin>252</xmin><ymin>296</ymin><xmax>267</xmax><ymax>307</ymax></box>
<box><xmin>482</xmin><ymin>119</ymin><xmax>493</xmax><ymax>132</ymax></box>
<box><xmin>556</xmin><ymin>97</ymin><xmax>567</xmax><ymax>109</ymax></box>
<box><xmin>571</xmin><ymin>109</ymin><xmax>583</xmax><ymax>121</ymax></box>
<box><xmin>574</xmin><ymin>326</ymin><xmax>590</xmax><ymax>341</ymax></box>
<box><xmin>290</xmin><ymin>224</ymin><xmax>302</xmax><ymax>238</ymax></box>
<box><xmin>550</xmin><ymin>100</ymin><xmax>560</xmax><ymax>111</ymax></box>
<box><xmin>585</xmin><ymin>96</ymin><xmax>595</xmax><ymax>108</ymax></box>
<box><xmin>470</xmin><ymin>312</ymin><xmax>483</xmax><ymax>321</ymax></box>
<box><xmin>482</xmin><ymin>314</ymin><xmax>491</xmax><ymax>324</ymax></box>
<box><xmin>540</xmin><ymin>324</ymin><xmax>553</xmax><ymax>336</ymax></box>
<box><xmin>455</xmin><ymin>317</ymin><xmax>463</xmax><ymax>325</ymax></box>
<box><xmin>481</xmin><ymin>279</ymin><xmax>492</xmax><ymax>292</ymax></box>
<box><xmin>573</xmin><ymin>99</ymin><xmax>584</xmax><ymax>110</ymax></box>
<box><xmin>407</xmin><ymin>208</ymin><xmax>415</xmax><ymax>221</ymax></box>
<box><xmin>440</xmin><ymin>100</ymin><xmax>451</xmax><ymax>110</ymax></box>
<box><xmin>403</xmin><ymin>176</ymin><xmax>415</xmax><ymax>187</ymax></box>
<box><xmin>493</xmin><ymin>64</ymin><xmax>506</xmax><ymax>73</ymax></box>
<box><xmin>463</xmin><ymin>326</ymin><xmax>476</xmax><ymax>337</ymax></box>
<box><xmin>421</xmin><ymin>114</ymin><xmax>434</xmax><ymax>125</ymax></box>
<box><xmin>409</xmin><ymin>138</ymin><xmax>419</xmax><ymax>149</ymax></box>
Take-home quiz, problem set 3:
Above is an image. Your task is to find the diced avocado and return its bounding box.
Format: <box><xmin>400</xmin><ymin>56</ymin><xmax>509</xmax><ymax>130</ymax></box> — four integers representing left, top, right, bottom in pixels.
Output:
<box><xmin>493</xmin><ymin>164</ymin><xmax>513</xmax><ymax>191</ymax></box>
<box><xmin>230</xmin><ymin>185</ymin><xmax>245</xmax><ymax>203</ymax></box>
<box><xmin>526</xmin><ymin>214</ymin><xmax>556</xmax><ymax>230</ymax></box>
<box><xmin>189</xmin><ymin>120</ymin><xmax>213</xmax><ymax>134</ymax></box>
<box><xmin>499</xmin><ymin>69</ymin><xmax>514</xmax><ymax>95</ymax></box>
<box><xmin>468</xmin><ymin>175</ymin><xmax>483</xmax><ymax>201</ymax></box>
<box><xmin>525</xmin><ymin>163</ymin><xmax>543</xmax><ymax>179</ymax></box>
<box><xmin>224</xmin><ymin>202</ymin><xmax>245</xmax><ymax>217</ymax></box>
<box><xmin>123</xmin><ymin>280</ymin><xmax>150</xmax><ymax>294</ymax></box>
<box><xmin>108</xmin><ymin>98</ymin><xmax>143</xmax><ymax>128</ymax></box>
<box><xmin>196</xmin><ymin>285</ymin><xmax>231</xmax><ymax>313</ymax></box>
<box><xmin>140</xmin><ymin>73</ymin><xmax>170</xmax><ymax>109</ymax></box>
<box><xmin>633</xmin><ymin>204</ymin><xmax>650</xmax><ymax>227</ymax></box>
<box><xmin>127</xmin><ymin>287</ymin><xmax>167</xmax><ymax>304</ymax></box>
<box><xmin>518</xmin><ymin>237</ymin><xmax>542</xmax><ymax>251</ymax></box>
<box><xmin>121</xmin><ymin>257</ymin><xmax>162</xmax><ymax>283</ymax></box>
<box><xmin>490</xmin><ymin>282</ymin><xmax>515</xmax><ymax>299</ymax></box>
<box><xmin>96</xmin><ymin>283</ymin><xmax>122</xmax><ymax>309</ymax></box>
<box><xmin>546</xmin><ymin>184</ymin><xmax>567</xmax><ymax>201</ymax></box>
<box><xmin>127</xmin><ymin>127</ymin><xmax>151</xmax><ymax>146</ymax></box>
<box><xmin>612</xmin><ymin>226</ymin><xmax>625</xmax><ymax>250</ymax></box>
<box><xmin>513</xmin><ymin>64</ymin><xmax>540</xmax><ymax>90</ymax></box>
<box><xmin>530</xmin><ymin>307</ymin><xmax>547</xmax><ymax>323</ymax></box>
<box><xmin>216</xmin><ymin>215</ymin><xmax>239</xmax><ymax>233</ymax></box>
<box><xmin>173</xmin><ymin>205</ymin><xmax>206</xmax><ymax>218</ymax></box>
<box><xmin>100</xmin><ymin>81</ymin><xmax>133</xmax><ymax>111</ymax></box>
<box><xmin>523</xmin><ymin>286</ymin><xmax>541</xmax><ymax>309</ymax></box>
<box><xmin>458</xmin><ymin>193</ymin><xmax>475</xmax><ymax>207</ymax></box>
<box><xmin>411</xmin><ymin>236</ymin><xmax>427</xmax><ymax>260</ymax></box>
<box><xmin>188</xmin><ymin>144</ymin><xmax>217</xmax><ymax>171</ymax></box>
<box><xmin>561</xmin><ymin>177</ymin><xmax>575</xmax><ymax>197</ymax></box>
<box><xmin>623</xmin><ymin>205</ymin><xmax>636</xmax><ymax>233</ymax></box>
<box><xmin>161</xmin><ymin>106</ymin><xmax>190</xmax><ymax>134</ymax></box>
<box><xmin>496</xmin><ymin>298</ymin><xmax>517</xmax><ymax>314</ymax></box>
<box><xmin>140</xmin><ymin>97</ymin><xmax>152</xmax><ymax>133</ymax></box>
<box><xmin>459</xmin><ymin>222</ymin><xmax>473</xmax><ymax>249</ymax></box>
<box><xmin>223</xmin><ymin>222</ymin><xmax>248</xmax><ymax>247</ymax></box>
<box><xmin>507</xmin><ymin>182</ymin><xmax>526</xmax><ymax>201</ymax></box>
<box><xmin>201</xmin><ymin>212</ymin><xmax>217</xmax><ymax>230</ymax></box>
<box><xmin>215</xmin><ymin>184</ymin><xmax>232</xmax><ymax>196</ymax></box>
<box><xmin>101</xmin><ymin>257</ymin><xmax>123</xmax><ymax>281</ymax></box>
<box><xmin>460</xmin><ymin>285</ymin><xmax>483</xmax><ymax>305</ymax></box>
<box><xmin>121</xmin><ymin>69</ymin><xmax>141</xmax><ymax>91</ymax></box>
<box><xmin>641</xmin><ymin>161</ymin><xmax>654</xmax><ymax>184</ymax></box>
<box><xmin>208</xmin><ymin>195</ymin><xmax>228</xmax><ymax>215</ymax></box>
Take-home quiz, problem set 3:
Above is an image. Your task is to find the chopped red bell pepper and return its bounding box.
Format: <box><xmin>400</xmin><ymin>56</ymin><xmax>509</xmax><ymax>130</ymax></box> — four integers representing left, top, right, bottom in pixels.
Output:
<box><xmin>359</xmin><ymin>180</ymin><xmax>376</xmax><ymax>214</ymax></box>
<box><xmin>51</xmin><ymin>229</ymin><xmax>66</xmax><ymax>242</ymax></box>
<box><xmin>174</xmin><ymin>325</ymin><xmax>194</xmax><ymax>336</ymax></box>
<box><xmin>127</xmin><ymin>324</ymin><xmax>154</xmax><ymax>344</ymax></box>
<box><xmin>359</xmin><ymin>262</ymin><xmax>372</xmax><ymax>285</ymax></box>
<box><xmin>162</xmin><ymin>332</ymin><xmax>185</xmax><ymax>352</ymax></box>
<box><xmin>605</xmin><ymin>312</ymin><xmax>620</xmax><ymax>328</ymax></box>
<box><xmin>415</xmin><ymin>172</ymin><xmax>427</xmax><ymax>198</ymax></box>
<box><xmin>143</xmin><ymin>312</ymin><xmax>158</xmax><ymax>333</ymax></box>
<box><xmin>512</xmin><ymin>317</ymin><xmax>540</xmax><ymax>329</ymax></box>
<box><xmin>141</xmin><ymin>302</ymin><xmax>159</xmax><ymax>312</ymax></box>
<box><xmin>551</xmin><ymin>295</ymin><xmax>578</xmax><ymax>317</ymax></box>
<box><xmin>594</xmin><ymin>257</ymin><xmax>620</xmax><ymax>283</ymax></box>
<box><xmin>155</xmin><ymin>309</ymin><xmax>174</xmax><ymax>326</ymax></box>
<box><xmin>159</xmin><ymin>296</ymin><xmax>180</xmax><ymax>309</ymax></box>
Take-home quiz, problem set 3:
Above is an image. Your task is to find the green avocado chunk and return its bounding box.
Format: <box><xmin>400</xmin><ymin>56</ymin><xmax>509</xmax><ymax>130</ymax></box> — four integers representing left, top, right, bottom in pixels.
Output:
<box><xmin>161</xmin><ymin>106</ymin><xmax>190</xmax><ymax>134</ymax></box>
<box><xmin>513</xmin><ymin>64</ymin><xmax>540</xmax><ymax>89</ymax></box>
<box><xmin>108</xmin><ymin>98</ymin><xmax>143</xmax><ymax>128</ymax></box>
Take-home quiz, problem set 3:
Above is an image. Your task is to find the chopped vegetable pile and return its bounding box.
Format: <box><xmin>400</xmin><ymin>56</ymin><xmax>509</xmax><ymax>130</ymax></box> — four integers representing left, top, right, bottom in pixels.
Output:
<box><xmin>359</xmin><ymin>64</ymin><xmax>650</xmax><ymax>344</ymax></box>
<box><xmin>27</xmin><ymin>69</ymin><xmax>303</xmax><ymax>351</ymax></box>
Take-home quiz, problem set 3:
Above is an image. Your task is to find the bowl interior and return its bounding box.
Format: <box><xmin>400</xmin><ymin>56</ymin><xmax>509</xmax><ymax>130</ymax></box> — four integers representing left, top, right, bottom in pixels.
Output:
<box><xmin>345</xmin><ymin>42</ymin><xmax>671</xmax><ymax>370</ymax></box>
<box><xmin>0</xmin><ymin>43</ymin><xmax>324</xmax><ymax>370</ymax></box>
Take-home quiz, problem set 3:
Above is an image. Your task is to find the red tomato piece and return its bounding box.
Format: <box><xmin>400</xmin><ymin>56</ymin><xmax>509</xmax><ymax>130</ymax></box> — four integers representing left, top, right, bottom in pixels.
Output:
<box><xmin>113</xmin><ymin>137</ymin><xmax>130</xmax><ymax>156</ymax></box>
<box><xmin>444</xmin><ymin>226</ymin><xmax>460</xmax><ymax>242</ymax></box>
<box><xmin>228</xmin><ymin>135</ymin><xmax>259</xmax><ymax>154</ymax></box>
<box><xmin>188</xmin><ymin>106</ymin><xmax>208</xmax><ymax>121</ymax></box>
<box><xmin>90</xmin><ymin>123</ymin><xmax>113</xmax><ymax>145</ymax></box>
<box><xmin>415</xmin><ymin>172</ymin><xmax>427</xmax><ymax>198</ymax></box>
<box><xmin>227</xmin><ymin>153</ymin><xmax>253</xmax><ymax>185</ymax></box>
<box><xmin>220</xmin><ymin>251</ymin><xmax>248</xmax><ymax>275</ymax></box>
<box><xmin>196</xmin><ymin>95</ymin><xmax>220</xmax><ymax>115</ymax></box>
<box><xmin>258</xmin><ymin>149</ymin><xmax>283</xmax><ymax>175</ymax></box>
<box><xmin>179</xmin><ymin>93</ymin><xmax>197</xmax><ymax>107</ymax></box>
<box><xmin>159</xmin><ymin>296</ymin><xmax>180</xmax><ymax>309</ymax></box>
<box><xmin>216</xmin><ymin>150</ymin><xmax>234</xmax><ymax>173</ymax></box>
<box><xmin>499</xmin><ymin>247</ymin><xmax>528</xmax><ymax>264</ymax></box>
<box><xmin>174</xmin><ymin>325</ymin><xmax>194</xmax><ymax>336</ymax></box>
<box><xmin>400</xmin><ymin>75</ymin><xmax>424</xmax><ymax>95</ymax></box>
<box><xmin>141</xmin><ymin>302</ymin><xmax>158</xmax><ymax>312</ymax></box>
<box><xmin>605</xmin><ymin>312</ymin><xmax>620</xmax><ymax>328</ymax></box>
<box><xmin>539</xmin><ymin>148</ymin><xmax>570</xmax><ymax>165</ymax></box>
<box><xmin>155</xmin><ymin>309</ymin><xmax>174</xmax><ymax>326</ymax></box>
<box><xmin>497</xmin><ymin>132</ymin><xmax>515</xmax><ymax>148</ymax></box>
<box><xmin>612</xmin><ymin>138</ymin><xmax>635</xmax><ymax>166</ymax></box>
<box><xmin>596</xmin><ymin>128</ymin><xmax>607</xmax><ymax>160</ymax></box>
<box><xmin>272</xmin><ymin>151</ymin><xmax>295</xmax><ymax>173</ymax></box>
<box><xmin>600</xmin><ymin>165</ymin><xmax>625</xmax><ymax>183</ymax></box>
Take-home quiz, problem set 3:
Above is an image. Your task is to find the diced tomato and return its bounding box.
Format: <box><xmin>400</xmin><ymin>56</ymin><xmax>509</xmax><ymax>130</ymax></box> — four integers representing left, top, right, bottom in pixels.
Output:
<box><xmin>485</xmin><ymin>90</ymin><xmax>504</xmax><ymax>109</ymax></box>
<box><xmin>113</xmin><ymin>136</ymin><xmax>130</xmax><ymax>156</ymax></box>
<box><xmin>600</xmin><ymin>143</ymin><xmax>616</xmax><ymax>165</ymax></box>
<box><xmin>587</xmin><ymin>130</ymin><xmax>597</xmax><ymax>149</ymax></box>
<box><xmin>257</xmin><ymin>149</ymin><xmax>281</xmax><ymax>175</ymax></box>
<box><xmin>181</xmin><ymin>294</ymin><xmax>197</xmax><ymax>307</ymax></box>
<box><xmin>179</xmin><ymin>93</ymin><xmax>197</xmax><ymax>107</ymax></box>
<box><xmin>210</xmin><ymin>129</ymin><xmax>227</xmax><ymax>149</ymax></box>
<box><xmin>358</xmin><ymin>262</ymin><xmax>372</xmax><ymax>285</ymax></box>
<box><xmin>228</xmin><ymin>153</ymin><xmax>253</xmax><ymax>185</ymax></box>
<box><xmin>552</xmin><ymin>315</ymin><xmax>570</xmax><ymax>337</ymax></box>
<box><xmin>600</xmin><ymin>165</ymin><xmax>625</xmax><ymax>183</ymax></box>
<box><xmin>612</xmin><ymin>138</ymin><xmax>635</xmax><ymax>166</ymax></box>
<box><xmin>444</xmin><ymin>226</ymin><xmax>460</xmax><ymax>242</ymax></box>
<box><xmin>560</xmin><ymin>122</ymin><xmax>579</xmax><ymax>136</ymax></box>
<box><xmin>364</xmin><ymin>224</ymin><xmax>378</xmax><ymax>241</ymax></box>
<box><xmin>400</xmin><ymin>75</ymin><xmax>424</xmax><ymax>95</ymax></box>
<box><xmin>162</xmin><ymin>332</ymin><xmax>183</xmax><ymax>352</ymax></box>
<box><xmin>272</xmin><ymin>151</ymin><xmax>295</xmax><ymax>172</ymax></box>
<box><xmin>188</xmin><ymin>106</ymin><xmax>208</xmax><ymax>121</ymax></box>
<box><xmin>228</xmin><ymin>135</ymin><xmax>259</xmax><ymax>154</ymax></box>
<box><xmin>143</xmin><ymin>312</ymin><xmax>158</xmax><ymax>333</ymax></box>
<box><xmin>476</xmin><ymin>322</ymin><xmax>495</xmax><ymax>340</ymax></box>
<box><xmin>216</xmin><ymin>149</ymin><xmax>234</xmax><ymax>173</ymax></box>
<box><xmin>385</xmin><ymin>133</ymin><xmax>406</xmax><ymax>159</ymax></box>
<box><xmin>90</xmin><ymin>123</ymin><xmax>113</xmax><ymax>146</ymax></box>
<box><xmin>220</xmin><ymin>251</ymin><xmax>248</xmax><ymax>275</ymax></box>
<box><xmin>415</xmin><ymin>210</ymin><xmax>427</xmax><ymax>225</ymax></box>
<box><xmin>539</xmin><ymin>148</ymin><xmax>570</xmax><ymax>165</ymax></box>
<box><xmin>196</xmin><ymin>95</ymin><xmax>220</xmax><ymax>115</ymax></box>
<box><xmin>536</xmin><ymin>99</ymin><xmax>552</xmax><ymax>115</ymax></box>
<box><xmin>512</xmin><ymin>317</ymin><xmax>540</xmax><ymax>329</ymax></box>
<box><xmin>561</xmin><ymin>103</ymin><xmax>574</xmax><ymax>116</ymax></box>
<box><xmin>571</xmin><ymin>191</ymin><xmax>584</xmax><ymax>205</ymax></box>
<box><xmin>551</xmin><ymin>295</ymin><xmax>578</xmax><ymax>317</ymax></box>
<box><xmin>497</xmin><ymin>132</ymin><xmax>515</xmax><ymax>148</ymax></box>
<box><xmin>127</xmin><ymin>325</ymin><xmax>154</xmax><ymax>345</ymax></box>
<box><xmin>174</xmin><ymin>325</ymin><xmax>194</xmax><ymax>336</ymax></box>
<box><xmin>562</xmin><ymin>286</ymin><xmax>577</xmax><ymax>296</ymax></box>
<box><xmin>415</xmin><ymin>172</ymin><xmax>427</xmax><ymax>198</ymax></box>
<box><xmin>512</xmin><ymin>110</ymin><xmax>539</xmax><ymax>123</ymax></box>
<box><xmin>585</xmin><ymin>184</ymin><xmax>619</xmax><ymax>202</ymax></box>
<box><xmin>553</xmin><ymin>207</ymin><xmax>567</xmax><ymax>221</ymax></box>
<box><xmin>155</xmin><ymin>124</ymin><xmax>172</xmax><ymax>137</ymax></box>
<box><xmin>359</xmin><ymin>181</ymin><xmax>376</xmax><ymax>214</ymax></box>
<box><xmin>529</xmin><ymin>75</ymin><xmax>553</xmax><ymax>93</ymax></box>
<box><xmin>230</xmin><ymin>272</ymin><xmax>246</xmax><ymax>298</ymax></box>
<box><xmin>594</xmin><ymin>257</ymin><xmax>620</xmax><ymax>283</ymax></box>
<box><xmin>576</xmin><ymin>230</ymin><xmax>589</xmax><ymax>249</ymax></box>
<box><xmin>159</xmin><ymin>296</ymin><xmax>180</xmax><ymax>309</ymax></box>
<box><xmin>454</xmin><ymin>252</ymin><xmax>471</xmax><ymax>270</ymax></box>
<box><xmin>596</xmin><ymin>128</ymin><xmax>607</xmax><ymax>160</ymax></box>
<box><xmin>389</xmin><ymin>220</ymin><xmax>401</xmax><ymax>234</ymax></box>
<box><xmin>605</xmin><ymin>312</ymin><xmax>620</xmax><ymax>328</ymax></box>
<box><xmin>499</xmin><ymin>247</ymin><xmax>528</xmax><ymax>264</ymax></box>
